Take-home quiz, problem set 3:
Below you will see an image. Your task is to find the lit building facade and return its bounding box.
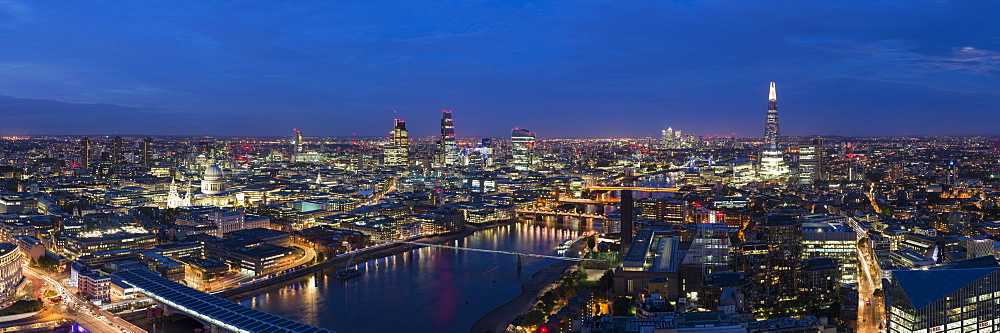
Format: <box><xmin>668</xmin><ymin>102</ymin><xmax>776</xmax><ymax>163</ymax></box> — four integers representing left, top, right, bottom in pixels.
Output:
<box><xmin>0</xmin><ymin>243</ymin><xmax>24</xmax><ymax>299</ymax></box>
<box><xmin>435</xmin><ymin>110</ymin><xmax>460</xmax><ymax>167</ymax></box>
<box><xmin>384</xmin><ymin>119</ymin><xmax>409</xmax><ymax>167</ymax></box>
<box><xmin>798</xmin><ymin>137</ymin><xmax>824</xmax><ymax>184</ymax></box>
<box><xmin>801</xmin><ymin>221</ymin><xmax>859</xmax><ymax>284</ymax></box>
<box><xmin>887</xmin><ymin>266</ymin><xmax>1000</xmax><ymax>332</ymax></box>
<box><xmin>511</xmin><ymin>128</ymin><xmax>536</xmax><ymax>171</ymax></box>
<box><xmin>759</xmin><ymin>82</ymin><xmax>788</xmax><ymax>177</ymax></box>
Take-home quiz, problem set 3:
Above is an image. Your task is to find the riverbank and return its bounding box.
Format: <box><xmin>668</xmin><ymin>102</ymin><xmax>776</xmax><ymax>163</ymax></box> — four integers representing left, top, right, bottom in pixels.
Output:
<box><xmin>221</xmin><ymin>222</ymin><xmax>508</xmax><ymax>301</ymax></box>
<box><xmin>468</xmin><ymin>260</ymin><xmax>575</xmax><ymax>333</ymax></box>
<box><xmin>468</xmin><ymin>236</ymin><xmax>589</xmax><ymax>333</ymax></box>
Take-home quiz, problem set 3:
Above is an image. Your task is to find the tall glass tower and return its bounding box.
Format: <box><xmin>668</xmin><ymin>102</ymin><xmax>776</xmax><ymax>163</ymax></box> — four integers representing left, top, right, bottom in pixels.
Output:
<box><xmin>764</xmin><ymin>82</ymin><xmax>780</xmax><ymax>150</ymax></box>
<box><xmin>384</xmin><ymin>119</ymin><xmax>409</xmax><ymax>167</ymax></box>
<box><xmin>510</xmin><ymin>128</ymin><xmax>536</xmax><ymax>171</ymax></box>
<box><xmin>292</xmin><ymin>129</ymin><xmax>303</xmax><ymax>162</ymax></box>
<box><xmin>435</xmin><ymin>110</ymin><xmax>459</xmax><ymax>167</ymax></box>
<box><xmin>760</xmin><ymin>82</ymin><xmax>788</xmax><ymax>177</ymax></box>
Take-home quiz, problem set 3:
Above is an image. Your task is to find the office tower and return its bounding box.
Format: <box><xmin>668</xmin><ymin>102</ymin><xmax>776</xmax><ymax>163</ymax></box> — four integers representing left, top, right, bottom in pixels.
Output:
<box><xmin>759</xmin><ymin>82</ymin><xmax>788</xmax><ymax>177</ymax></box>
<box><xmin>660</xmin><ymin>127</ymin><xmax>674</xmax><ymax>148</ymax></box>
<box><xmin>111</xmin><ymin>136</ymin><xmax>123</xmax><ymax>166</ymax></box>
<box><xmin>799</xmin><ymin>137</ymin><xmax>823</xmax><ymax>184</ymax></box>
<box><xmin>621</xmin><ymin>190</ymin><xmax>634</xmax><ymax>245</ymax></box>
<box><xmin>384</xmin><ymin>119</ymin><xmax>409</xmax><ymax>167</ymax></box>
<box><xmin>435</xmin><ymin>110</ymin><xmax>459</xmax><ymax>167</ymax></box>
<box><xmin>80</xmin><ymin>137</ymin><xmax>91</xmax><ymax>169</ymax></box>
<box><xmin>887</xmin><ymin>264</ymin><xmax>1000</xmax><ymax>332</ymax></box>
<box><xmin>141</xmin><ymin>137</ymin><xmax>153</xmax><ymax>167</ymax></box>
<box><xmin>510</xmin><ymin>128</ymin><xmax>536</xmax><ymax>171</ymax></box>
<box><xmin>292</xmin><ymin>129</ymin><xmax>303</xmax><ymax>162</ymax></box>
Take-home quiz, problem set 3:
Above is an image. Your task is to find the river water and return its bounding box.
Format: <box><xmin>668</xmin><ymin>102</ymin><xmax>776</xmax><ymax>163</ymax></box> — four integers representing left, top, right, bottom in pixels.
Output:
<box><xmin>235</xmin><ymin>220</ymin><xmax>593</xmax><ymax>333</ymax></box>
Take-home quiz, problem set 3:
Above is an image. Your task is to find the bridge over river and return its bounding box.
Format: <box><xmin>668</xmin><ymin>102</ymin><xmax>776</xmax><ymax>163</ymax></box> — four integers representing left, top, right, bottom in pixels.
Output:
<box><xmin>114</xmin><ymin>269</ymin><xmax>335</xmax><ymax>333</ymax></box>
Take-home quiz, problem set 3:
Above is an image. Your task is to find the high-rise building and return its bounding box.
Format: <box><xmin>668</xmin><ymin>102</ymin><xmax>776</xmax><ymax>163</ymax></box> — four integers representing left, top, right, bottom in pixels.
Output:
<box><xmin>759</xmin><ymin>82</ymin><xmax>788</xmax><ymax>177</ymax></box>
<box><xmin>798</xmin><ymin>137</ymin><xmax>823</xmax><ymax>184</ymax></box>
<box><xmin>764</xmin><ymin>82</ymin><xmax>780</xmax><ymax>150</ymax></box>
<box><xmin>80</xmin><ymin>137</ymin><xmax>91</xmax><ymax>169</ymax></box>
<box><xmin>384</xmin><ymin>119</ymin><xmax>409</xmax><ymax>167</ymax></box>
<box><xmin>292</xmin><ymin>129</ymin><xmax>303</xmax><ymax>162</ymax></box>
<box><xmin>660</xmin><ymin>127</ymin><xmax>674</xmax><ymax>148</ymax></box>
<box><xmin>141</xmin><ymin>137</ymin><xmax>153</xmax><ymax>167</ymax></box>
<box><xmin>435</xmin><ymin>110</ymin><xmax>459</xmax><ymax>167</ymax></box>
<box><xmin>510</xmin><ymin>128</ymin><xmax>536</xmax><ymax>171</ymax></box>
<box><xmin>111</xmin><ymin>136</ymin><xmax>123</xmax><ymax>166</ymax></box>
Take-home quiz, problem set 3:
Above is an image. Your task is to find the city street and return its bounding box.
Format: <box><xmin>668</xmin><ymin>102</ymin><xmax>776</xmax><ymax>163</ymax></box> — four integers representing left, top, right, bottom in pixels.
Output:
<box><xmin>20</xmin><ymin>265</ymin><xmax>145</xmax><ymax>333</ymax></box>
<box><xmin>856</xmin><ymin>237</ymin><xmax>886</xmax><ymax>333</ymax></box>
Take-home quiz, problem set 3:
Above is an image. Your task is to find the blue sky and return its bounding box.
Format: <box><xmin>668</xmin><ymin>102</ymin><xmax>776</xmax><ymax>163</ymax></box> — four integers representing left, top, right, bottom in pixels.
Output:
<box><xmin>0</xmin><ymin>0</ymin><xmax>997</xmax><ymax>137</ymax></box>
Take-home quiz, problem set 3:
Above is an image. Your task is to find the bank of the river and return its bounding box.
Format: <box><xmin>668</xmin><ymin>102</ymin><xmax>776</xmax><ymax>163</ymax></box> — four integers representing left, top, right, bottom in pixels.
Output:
<box><xmin>468</xmin><ymin>260</ymin><xmax>575</xmax><ymax>333</ymax></box>
<box><xmin>468</xmin><ymin>236</ymin><xmax>589</xmax><ymax>333</ymax></box>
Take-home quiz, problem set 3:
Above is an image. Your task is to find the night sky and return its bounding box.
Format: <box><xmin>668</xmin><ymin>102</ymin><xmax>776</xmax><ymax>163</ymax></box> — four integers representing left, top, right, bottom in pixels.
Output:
<box><xmin>0</xmin><ymin>1</ymin><xmax>997</xmax><ymax>138</ymax></box>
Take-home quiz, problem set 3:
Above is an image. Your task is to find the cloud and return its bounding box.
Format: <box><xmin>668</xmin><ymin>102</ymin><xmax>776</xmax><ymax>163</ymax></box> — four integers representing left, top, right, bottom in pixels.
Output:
<box><xmin>919</xmin><ymin>47</ymin><xmax>1000</xmax><ymax>75</ymax></box>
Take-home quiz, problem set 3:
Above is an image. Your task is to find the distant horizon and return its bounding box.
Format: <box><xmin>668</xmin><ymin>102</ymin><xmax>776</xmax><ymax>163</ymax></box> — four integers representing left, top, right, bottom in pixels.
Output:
<box><xmin>6</xmin><ymin>133</ymin><xmax>1000</xmax><ymax>140</ymax></box>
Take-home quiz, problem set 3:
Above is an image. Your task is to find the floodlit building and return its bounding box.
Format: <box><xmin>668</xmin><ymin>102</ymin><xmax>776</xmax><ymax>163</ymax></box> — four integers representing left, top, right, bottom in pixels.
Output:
<box><xmin>0</xmin><ymin>243</ymin><xmax>24</xmax><ymax>299</ymax></box>
<box><xmin>511</xmin><ymin>128</ymin><xmax>536</xmax><ymax>171</ymax></box>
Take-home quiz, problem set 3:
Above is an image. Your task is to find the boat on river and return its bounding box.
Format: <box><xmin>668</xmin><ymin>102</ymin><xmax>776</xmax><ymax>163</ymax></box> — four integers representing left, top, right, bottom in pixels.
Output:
<box><xmin>335</xmin><ymin>268</ymin><xmax>362</xmax><ymax>280</ymax></box>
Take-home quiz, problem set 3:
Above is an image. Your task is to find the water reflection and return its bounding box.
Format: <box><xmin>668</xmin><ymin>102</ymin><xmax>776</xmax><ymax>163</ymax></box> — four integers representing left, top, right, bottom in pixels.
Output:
<box><xmin>237</xmin><ymin>222</ymin><xmax>585</xmax><ymax>333</ymax></box>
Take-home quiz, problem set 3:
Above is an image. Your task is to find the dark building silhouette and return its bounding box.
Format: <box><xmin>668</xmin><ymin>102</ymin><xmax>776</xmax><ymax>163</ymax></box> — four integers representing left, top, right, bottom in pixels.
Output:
<box><xmin>80</xmin><ymin>137</ymin><xmax>91</xmax><ymax>169</ymax></box>
<box><xmin>141</xmin><ymin>137</ymin><xmax>153</xmax><ymax>167</ymax></box>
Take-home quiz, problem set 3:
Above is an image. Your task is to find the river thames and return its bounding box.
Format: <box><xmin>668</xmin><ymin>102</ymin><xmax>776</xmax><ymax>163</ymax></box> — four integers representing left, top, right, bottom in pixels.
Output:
<box><xmin>235</xmin><ymin>220</ymin><xmax>595</xmax><ymax>333</ymax></box>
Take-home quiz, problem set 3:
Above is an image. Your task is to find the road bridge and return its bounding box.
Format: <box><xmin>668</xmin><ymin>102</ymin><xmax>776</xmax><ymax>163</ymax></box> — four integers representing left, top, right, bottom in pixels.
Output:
<box><xmin>114</xmin><ymin>269</ymin><xmax>335</xmax><ymax>333</ymax></box>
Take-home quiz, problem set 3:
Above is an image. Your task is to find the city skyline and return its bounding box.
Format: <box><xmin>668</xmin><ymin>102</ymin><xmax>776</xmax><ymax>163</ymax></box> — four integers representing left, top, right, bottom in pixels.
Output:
<box><xmin>1</xmin><ymin>1</ymin><xmax>998</xmax><ymax>137</ymax></box>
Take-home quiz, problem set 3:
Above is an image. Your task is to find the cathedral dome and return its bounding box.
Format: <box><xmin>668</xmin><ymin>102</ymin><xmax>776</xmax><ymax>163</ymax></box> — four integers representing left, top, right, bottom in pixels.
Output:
<box><xmin>202</xmin><ymin>165</ymin><xmax>226</xmax><ymax>195</ymax></box>
<box><xmin>205</xmin><ymin>165</ymin><xmax>223</xmax><ymax>178</ymax></box>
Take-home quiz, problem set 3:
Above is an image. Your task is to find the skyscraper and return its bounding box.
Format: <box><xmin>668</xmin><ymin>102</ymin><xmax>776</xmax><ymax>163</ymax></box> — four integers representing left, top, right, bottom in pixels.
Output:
<box><xmin>292</xmin><ymin>129</ymin><xmax>303</xmax><ymax>162</ymax></box>
<box><xmin>764</xmin><ymin>82</ymin><xmax>780</xmax><ymax>150</ymax></box>
<box><xmin>80</xmin><ymin>137</ymin><xmax>91</xmax><ymax>169</ymax></box>
<box><xmin>111</xmin><ymin>136</ymin><xmax>123</xmax><ymax>166</ymax></box>
<box><xmin>510</xmin><ymin>128</ymin><xmax>536</xmax><ymax>171</ymax></box>
<box><xmin>435</xmin><ymin>110</ymin><xmax>459</xmax><ymax>167</ymax></box>
<box><xmin>141</xmin><ymin>137</ymin><xmax>153</xmax><ymax>167</ymax></box>
<box><xmin>759</xmin><ymin>82</ymin><xmax>788</xmax><ymax>177</ymax></box>
<box><xmin>798</xmin><ymin>137</ymin><xmax>823</xmax><ymax>184</ymax></box>
<box><xmin>384</xmin><ymin>119</ymin><xmax>409</xmax><ymax>167</ymax></box>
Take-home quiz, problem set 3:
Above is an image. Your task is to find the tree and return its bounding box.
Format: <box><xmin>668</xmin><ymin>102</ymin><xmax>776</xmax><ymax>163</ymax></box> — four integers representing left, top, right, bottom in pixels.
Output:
<box><xmin>873</xmin><ymin>288</ymin><xmax>884</xmax><ymax>298</ymax></box>
<box><xmin>522</xmin><ymin>310</ymin><xmax>546</xmax><ymax>327</ymax></box>
<box><xmin>611</xmin><ymin>296</ymin><xmax>636</xmax><ymax>316</ymax></box>
<box><xmin>586</xmin><ymin>235</ymin><xmax>597</xmax><ymax>252</ymax></box>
